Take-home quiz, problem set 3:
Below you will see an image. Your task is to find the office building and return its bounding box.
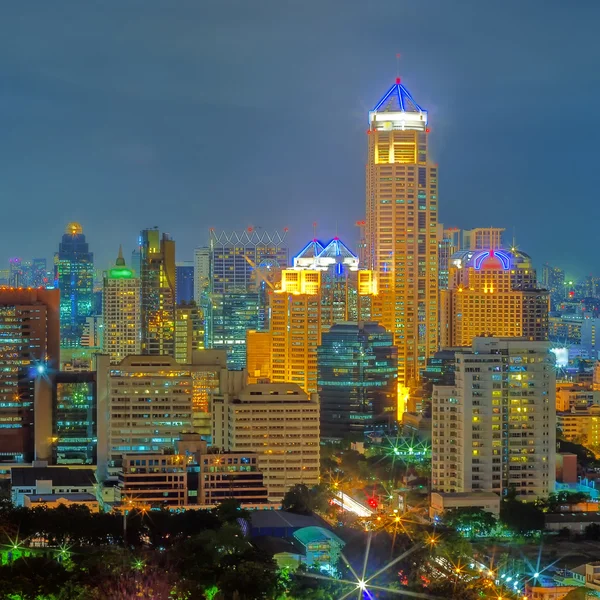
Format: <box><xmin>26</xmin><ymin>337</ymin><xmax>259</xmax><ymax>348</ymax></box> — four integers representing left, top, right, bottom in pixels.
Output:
<box><xmin>270</xmin><ymin>270</ymin><xmax>322</xmax><ymax>394</ymax></box>
<box><xmin>0</xmin><ymin>288</ymin><xmax>60</xmax><ymax>463</ymax></box>
<box><xmin>292</xmin><ymin>237</ymin><xmax>375</xmax><ymax>328</ymax></box>
<box><xmin>440</xmin><ymin>247</ymin><xmax>549</xmax><ymax>347</ymax></box>
<box><xmin>140</xmin><ymin>228</ymin><xmax>176</xmax><ymax>356</ymax></box>
<box><xmin>431</xmin><ymin>338</ymin><xmax>556</xmax><ymax>500</ymax></box>
<box><xmin>582</xmin><ymin>315</ymin><xmax>600</xmax><ymax>360</ymax></box>
<box><xmin>55</xmin><ymin>222</ymin><xmax>94</xmax><ymax>347</ymax></box>
<box><xmin>365</xmin><ymin>78</ymin><xmax>438</xmax><ymax>396</ymax></box>
<box><xmin>198</xmin><ymin>451</ymin><xmax>269</xmax><ymax>506</ymax></box>
<box><xmin>208</xmin><ymin>292</ymin><xmax>260</xmax><ymax>369</ymax></box>
<box><xmin>558</xmin><ymin>405</ymin><xmax>600</xmax><ymax>447</ymax></box>
<box><xmin>246</xmin><ymin>330</ymin><xmax>272</xmax><ymax>383</ymax></box>
<box><xmin>556</xmin><ymin>383</ymin><xmax>600</xmax><ymax>412</ymax></box>
<box><xmin>176</xmin><ymin>262</ymin><xmax>194</xmax><ymax>305</ymax></box>
<box><xmin>206</xmin><ymin>229</ymin><xmax>288</xmax><ymax>364</ymax></box>
<box><xmin>318</xmin><ymin>322</ymin><xmax>398</xmax><ymax>438</ymax></box>
<box><xmin>193</xmin><ymin>247</ymin><xmax>210</xmax><ymax>305</ymax></box>
<box><xmin>462</xmin><ymin>227</ymin><xmax>504</xmax><ymax>251</ymax></box>
<box><xmin>212</xmin><ymin>383</ymin><xmax>320</xmax><ymax>500</ymax></box>
<box><xmin>542</xmin><ymin>264</ymin><xmax>566</xmax><ymax>311</ymax></box>
<box><xmin>102</xmin><ymin>247</ymin><xmax>141</xmax><ymax>364</ymax></box>
<box><xmin>117</xmin><ymin>453</ymin><xmax>188</xmax><ymax>507</ymax></box>
<box><xmin>174</xmin><ymin>303</ymin><xmax>205</xmax><ymax>364</ymax></box>
<box><xmin>209</xmin><ymin>228</ymin><xmax>288</xmax><ymax>295</ymax></box>
<box><xmin>97</xmin><ymin>351</ymin><xmax>245</xmax><ymax>477</ymax></box>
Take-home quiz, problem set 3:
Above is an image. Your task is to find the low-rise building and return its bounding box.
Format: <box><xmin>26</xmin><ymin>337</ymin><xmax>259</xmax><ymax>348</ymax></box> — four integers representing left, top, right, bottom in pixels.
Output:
<box><xmin>199</xmin><ymin>452</ymin><xmax>269</xmax><ymax>506</ymax></box>
<box><xmin>11</xmin><ymin>465</ymin><xmax>96</xmax><ymax>507</ymax></box>
<box><xmin>117</xmin><ymin>453</ymin><xmax>187</xmax><ymax>507</ymax></box>
<box><xmin>292</xmin><ymin>526</ymin><xmax>345</xmax><ymax>570</ymax></box>
<box><xmin>558</xmin><ymin>405</ymin><xmax>600</xmax><ymax>445</ymax></box>
<box><xmin>23</xmin><ymin>493</ymin><xmax>99</xmax><ymax>512</ymax></box>
<box><xmin>429</xmin><ymin>491</ymin><xmax>501</xmax><ymax>521</ymax></box>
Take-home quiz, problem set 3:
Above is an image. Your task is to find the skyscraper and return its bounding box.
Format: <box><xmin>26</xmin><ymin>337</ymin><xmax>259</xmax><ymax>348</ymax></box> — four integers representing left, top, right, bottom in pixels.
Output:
<box><xmin>0</xmin><ymin>288</ymin><xmax>60</xmax><ymax>463</ymax></box>
<box><xmin>431</xmin><ymin>337</ymin><xmax>556</xmax><ymax>500</ymax></box>
<box><xmin>541</xmin><ymin>263</ymin><xmax>566</xmax><ymax>311</ymax></box>
<box><xmin>318</xmin><ymin>322</ymin><xmax>397</xmax><ymax>439</ymax></box>
<box><xmin>175</xmin><ymin>261</ymin><xmax>194</xmax><ymax>305</ymax></box>
<box><xmin>365</xmin><ymin>78</ymin><xmax>438</xmax><ymax>400</ymax></box>
<box><xmin>55</xmin><ymin>222</ymin><xmax>94</xmax><ymax>347</ymax></box>
<box><xmin>440</xmin><ymin>247</ymin><xmax>549</xmax><ymax>347</ymax></box>
<box><xmin>140</xmin><ymin>228</ymin><xmax>176</xmax><ymax>356</ymax></box>
<box><xmin>102</xmin><ymin>247</ymin><xmax>141</xmax><ymax>364</ymax></box>
<box><xmin>174</xmin><ymin>303</ymin><xmax>204</xmax><ymax>364</ymax></box>
<box><xmin>206</xmin><ymin>229</ymin><xmax>288</xmax><ymax>367</ymax></box>
<box><xmin>270</xmin><ymin>269</ymin><xmax>322</xmax><ymax>393</ymax></box>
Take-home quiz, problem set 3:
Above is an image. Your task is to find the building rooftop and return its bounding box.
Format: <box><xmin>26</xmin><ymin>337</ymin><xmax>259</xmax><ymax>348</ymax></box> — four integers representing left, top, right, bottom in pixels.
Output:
<box><xmin>293</xmin><ymin>526</ymin><xmax>344</xmax><ymax>547</ymax></box>
<box><xmin>372</xmin><ymin>79</ymin><xmax>425</xmax><ymax>115</ymax></box>
<box><xmin>24</xmin><ymin>493</ymin><xmax>97</xmax><ymax>502</ymax></box>
<box><xmin>11</xmin><ymin>467</ymin><xmax>96</xmax><ymax>487</ymax></box>
<box><xmin>250</xmin><ymin>510</ymin><xmax>322</xmax><ymax>530</ymax></box>
<box><xmin>431</xmin><ymin>491</ymin><xmax>500</xmax><ymax>500</ymax></box>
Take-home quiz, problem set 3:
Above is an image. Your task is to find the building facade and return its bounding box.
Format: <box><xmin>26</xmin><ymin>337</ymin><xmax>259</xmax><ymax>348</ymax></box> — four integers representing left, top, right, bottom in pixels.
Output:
<box><xmin>212</xmin><ymin>383</ymin><xmax>320</xmax><ymax>500</ymax></box>
<box><xmin>174</xmin><ymin>303</ymin><xmax>205</xmax><ymax>364</ymax></box>
<box><xmin>175</xmin><ymin>262</ymin><xmax>194</xmax><ymax>305</ymax></box>
<box><xmin>55</xmin><ymin>222</ymin><xmax>94</xmax><ymax>347</ymax></box>
<box><xmin>140</xmin><ymin>229</ymin><xmax>176</xmax><ymax>356</ymax></box>
<box><xmin>440</xmin><ymin>248</ymin><xmax>549</xmax><ymax>347</ymax></box>
<box><xmin>365</xmin><ymin>78</ymin><xmax>439</xmax><ymax>395</ymax></box>
<box><xmin>318</xmin><ymin>322</ymin><xmax>398</xmax><ymax>438</ymax></box>
<box><xmin>431</xmin><ymin>338</ymin><xmax>556</xmax><ymax>500</ymax></box>
<box><xmin>0</xmin><ymin>288</ymin><xmax>60</xmax><ymax>463</ymax></box>
<box><xmin>103</xmin><ymin>247</ymin><xmax>141</xmax><ymax>364</ymax></box>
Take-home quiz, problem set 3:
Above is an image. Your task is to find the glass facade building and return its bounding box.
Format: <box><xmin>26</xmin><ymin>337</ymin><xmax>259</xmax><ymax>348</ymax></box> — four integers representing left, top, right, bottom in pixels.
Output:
<box><xmin>55</xmin><ymin>222</ymin><xmax>94</xmax><ymax>347</ymax></box>
<box><xmin>208</xmin><ymin>292</ymin><xmax>260</xmax><ymax>369</ymax></box>
<box><xmin>317</xmin><ymin>322</ymin><xmax>397</xmax><ymax>439</ymax></box>
<box><xmin>53</xmin><ymin>374</ymin><xmax>96</xmax><ymax>465</ymax></box>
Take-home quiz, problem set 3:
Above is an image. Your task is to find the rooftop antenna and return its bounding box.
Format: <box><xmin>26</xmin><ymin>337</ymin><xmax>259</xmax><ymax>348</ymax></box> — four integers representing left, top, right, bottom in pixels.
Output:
<box><xmin>511</xmin><ymin>226</ymin><xmax>517</xmax><ymax>252</ymax></box>
<box><xmin>396</xmin><ymin>53</ymin><xmax>401</xmax><ymax>83</ymax></box>
<box><xmin>312</xmin><ymin>222</ymin><xmax>317</xmax><ymax>240</ymax></box>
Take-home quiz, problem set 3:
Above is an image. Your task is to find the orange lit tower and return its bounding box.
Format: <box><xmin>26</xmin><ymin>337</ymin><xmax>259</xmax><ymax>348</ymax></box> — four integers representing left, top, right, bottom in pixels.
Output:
<box><xmin>365</xmin><ymin>78</ymin><xmax>439</xmax><ymax>405</ymax></box>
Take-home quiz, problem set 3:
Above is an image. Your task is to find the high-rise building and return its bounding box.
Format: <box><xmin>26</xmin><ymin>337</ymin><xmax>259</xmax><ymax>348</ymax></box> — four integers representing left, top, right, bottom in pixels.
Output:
<box><xmin>206</xmin><ymin>229</ymin><xmax>288</xmax><ymax>364</ymax></box>
<box><xmin>440</xmin><ymin>248</ymin><xmax>549</xmax><ymax>347</ymax></box>
<box><xmin>174</xmin><ymin>303</ymin><xmax>204</xmax><ymax>364</ymax></box>
<box><xmin>193</xmin><ymin>247</ymin><xmax>210</xmax><ymax>305</ymax></box>
<box><xmin>246</xmin><ymin>330</ymin><xmax>272</xmax><ymax>383</ymax></box>
<box><xmin>431</xmin><ymin>337</ymin><xmax>556</xmax><ymax>500</ymax></box>
<box><xmin>55</xmin><ymin>222</ymin><xmax>94</xmax><ymax>347</ymax></box>
<box><xmin>175</xmin><ymin>262</ymin><xmax>194</xmax><ymax>305</ymax></box>
<box><xmin>293</xmin><ymin>237</ymin><xmax>375</xmax><ymax>328</ymax></box>
<box><xmin>542</xmin><ymin>264</ymin><xmax>566</xmax><ymax>311</ymax></box>
<box><xmin>102</xmin><ymin>247</ymin><xmax>141</xmax><ymax>364</ymax></box>
<box><xmin>437</xmin><ymin>226</ymin><xmax>461</xmax><ymax>290</ymax></box>
<box><xmin>318</xmin><ymin>322</ymin><xmax>397</xmax><ymax>439</ymax></box>
<box><xmin>212</xmin><ymin>383</ymin><xmax>320</xmax><ymax>501</ymax></box>
<box><xmin>96</xmin><ymin>351</ymin><xmax>245</xmax><ymax>477</ymax></box>
<box><xmin>365</xmin><ymin>78</ymin><xmax>438</xmax><ymax>396</ymax></box>
<box><xmin>462</xmin><ymin>227</ymin><xmax>505</xmax><ymax>251</ymax></box>
<box><xmin>0</xmin><ymin>288</ymin><xmax>60</xmax><ymax>463</ymax></box>
<box><xmin>208</xmin><ymin>292</ymin><xmax>261</xmax><ymax>370</ymax></box>
<box><xmin>270</xmin><ymin>269</ymin><xmax>322</xmax><ymax>394</ymax></box>
<box><xmin>140</xmin><ymin>228</ymin><xmax>176</xmax><ymax>356</ymax></box>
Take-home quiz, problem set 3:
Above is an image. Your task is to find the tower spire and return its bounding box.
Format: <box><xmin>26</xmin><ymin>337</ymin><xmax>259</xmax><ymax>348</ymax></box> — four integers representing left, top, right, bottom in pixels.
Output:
<box><xmin>116</xmin><ymin>245</ymin><xmax>125</xmax><ymax>267</ymax></box>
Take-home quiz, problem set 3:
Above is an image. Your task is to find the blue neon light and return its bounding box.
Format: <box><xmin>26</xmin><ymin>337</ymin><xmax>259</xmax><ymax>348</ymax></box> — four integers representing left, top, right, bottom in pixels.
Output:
<box><xmin>473</xmin><ymin>250</ymin><xmax>511</xmax><ymax>270</ymax></box>
<box><xmin>372</xmin><ymin>82</ymin><xmax>426</xmax><ymax>114</ymax></box>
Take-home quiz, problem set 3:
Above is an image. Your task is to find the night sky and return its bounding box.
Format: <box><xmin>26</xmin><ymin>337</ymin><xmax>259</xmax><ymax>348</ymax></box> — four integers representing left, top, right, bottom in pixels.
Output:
<box><xmin>1</xmin><ymin>1</ymin><xmax>599</xmax><ymax>276</ymax></box>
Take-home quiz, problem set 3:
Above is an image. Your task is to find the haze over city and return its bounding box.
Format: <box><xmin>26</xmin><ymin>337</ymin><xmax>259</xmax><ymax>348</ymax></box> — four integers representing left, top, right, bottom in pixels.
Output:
<box><xmin>1</xmin><ymin>0</ymin><xmax>599</xmax><ymax>274</ymax></box>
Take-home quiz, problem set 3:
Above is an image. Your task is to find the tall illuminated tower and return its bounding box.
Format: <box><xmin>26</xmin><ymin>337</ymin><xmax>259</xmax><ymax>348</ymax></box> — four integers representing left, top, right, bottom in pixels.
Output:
<box><xmin>366</xmin><ymin>78</ymin><xmax>438</xmax><ymax>404</ymax></box>
<box><xmin>55</xmin><ymin>222</ymin><xmax>94</xmax><ymax>347</ymax></box>
<box><xmin>140</xmin><ymin>228</ymin><xmax>176</xmax><ymax>356</ymax></box>
<box><xmin>102</xmin><ymin>247</ymin><xmax>141</xmax><ymax>364</ymax></box>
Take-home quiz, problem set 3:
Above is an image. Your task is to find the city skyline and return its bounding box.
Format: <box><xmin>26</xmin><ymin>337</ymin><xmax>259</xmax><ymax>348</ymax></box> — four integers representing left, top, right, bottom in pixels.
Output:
<box><xmin>1</xmin><ymin>1</ymin><xmax>599</xmax><ymax>276</ymax></box>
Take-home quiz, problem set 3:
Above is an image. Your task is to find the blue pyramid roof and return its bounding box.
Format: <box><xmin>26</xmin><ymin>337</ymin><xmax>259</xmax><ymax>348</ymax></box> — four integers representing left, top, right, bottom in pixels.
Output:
<box><xmin>319</xmin><ymin>238</ymin><xmax>357</xmax><ymax>261</ymax></box>
<box><xmin>372</xmin><ymin>79</ymin><xmax>425</xmax><ymax>114</ymax></box>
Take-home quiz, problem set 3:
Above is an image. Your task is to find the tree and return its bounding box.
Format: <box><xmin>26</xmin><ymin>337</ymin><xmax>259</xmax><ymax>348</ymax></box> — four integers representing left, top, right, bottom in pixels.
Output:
<box><xmin>442</xmin><ymin>507</ymin><xmax>496</xmax><ymax>537</ymax></box>
<box><xmin>500</xmin><ymin>499</ymin><xmax>545</xmax><ymax>533</ymax></box>
<box><xmin>0</xmin><ymin>556</ymin><xmax>70</xmax><ymax>600</ymax></box>
<box><xmin>282</xmin><ymin>484</ymin><xmax>314</xmax><ymax>515</ymax></box>
<box><xmin>213</xmin><ymin>498</ymin><xmax>250</xmax><ymax>524</ymax></box>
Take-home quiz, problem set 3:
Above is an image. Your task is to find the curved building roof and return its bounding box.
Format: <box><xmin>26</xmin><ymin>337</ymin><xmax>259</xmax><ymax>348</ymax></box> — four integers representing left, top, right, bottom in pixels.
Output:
<box><xmin>449</xmin><ymin>248</ymin><xmax>533</xmax><ymax>271</ymax></box>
